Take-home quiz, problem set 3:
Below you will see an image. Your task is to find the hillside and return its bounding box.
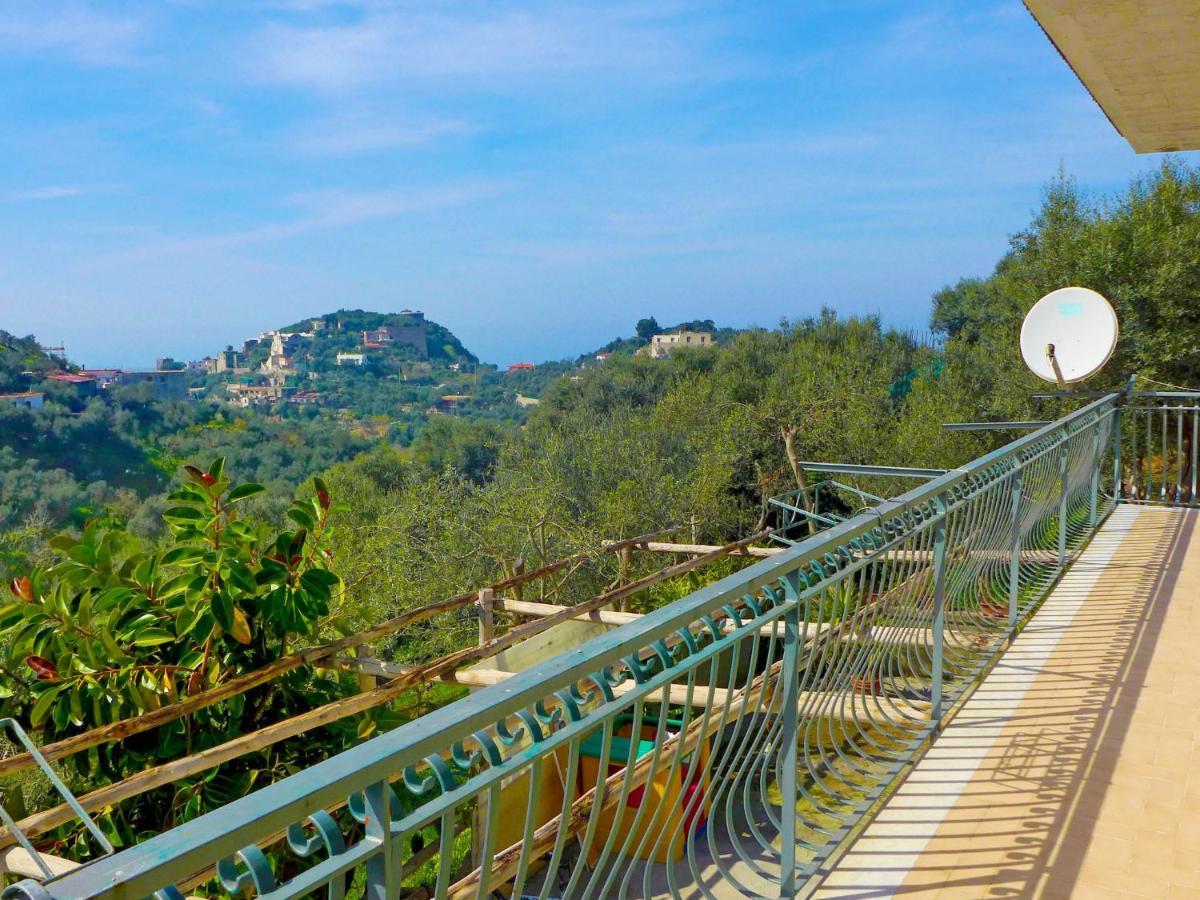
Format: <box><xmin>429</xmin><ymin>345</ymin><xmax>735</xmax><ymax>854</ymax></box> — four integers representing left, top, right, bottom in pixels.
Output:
<box><xmin>274</xmin><ymin>308</ymin><xmax>477</xmax><ymax>370</ymax></box>
<box><xmin>0</xmin><ymin>330</ymin><xmax>70</xmax><ymax>392</ymax></box>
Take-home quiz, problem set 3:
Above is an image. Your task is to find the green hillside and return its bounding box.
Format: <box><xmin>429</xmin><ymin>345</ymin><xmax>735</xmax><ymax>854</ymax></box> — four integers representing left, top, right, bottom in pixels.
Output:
<box><xmin>275</xmin><ymin>309</ymin><xmax>477</xmax><ymax>370</ymax></box>
<box><xmin>0</xmin><ymin>330</ymin><xmax>70</xmax><ymax>392</ymax></box>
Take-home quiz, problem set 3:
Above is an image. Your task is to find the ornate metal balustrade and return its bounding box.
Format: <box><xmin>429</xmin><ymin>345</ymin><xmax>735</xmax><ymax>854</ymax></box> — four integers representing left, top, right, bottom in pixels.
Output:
<box><xmin>1116</xmin><ymin>391</ymin><xmax>1200</xmax><ymax>507</ymax></box>
<box><xmin>7</xmin><ymin>393</ymin><xmax>1126</xmax><ymax>900</ymax></box>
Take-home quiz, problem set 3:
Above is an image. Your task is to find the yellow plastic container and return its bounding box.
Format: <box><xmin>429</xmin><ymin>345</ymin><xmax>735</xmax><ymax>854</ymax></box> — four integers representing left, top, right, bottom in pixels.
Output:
<box><xmin>579</xmin><ymin>715</ymin><xmax>711</xmax><ymax>865</ymax></box>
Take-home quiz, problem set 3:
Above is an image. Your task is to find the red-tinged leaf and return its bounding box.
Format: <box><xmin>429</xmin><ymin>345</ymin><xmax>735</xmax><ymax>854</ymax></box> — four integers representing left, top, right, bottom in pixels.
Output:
<box><xmin>317</xmin><ymin>490</ymin><xmax>331</xmax><ymax>510</ymax></box>
<box><xmin>187</xmin><ymin>668</ymin><xmax>204</xmax><ymax>696</ymax></box>
<box><xmin>9</xmin><ymin>577</ymin><xmax>32</xmax><ymax>602</ymax></box>
<box><xmin>200</xmin><ymin>473</ymin><xmax>216</xmax><ymax>486</ymax></box>
<box><xmin>26</xmin><ymin>655</ymin><xmax>58</xmax><ymax>681</ymax></box>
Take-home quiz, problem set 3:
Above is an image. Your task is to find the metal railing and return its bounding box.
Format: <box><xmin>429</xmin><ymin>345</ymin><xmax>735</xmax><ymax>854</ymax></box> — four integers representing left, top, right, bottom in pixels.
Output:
<box><xmin>7</xmin><ymin>394</ymin><xmax>1125</xmax><ymax>900</ymax></box>
<box><xmin>1116</xmin><ymin>391</ymin><xmax>1200</xmax><ymax>507</ymax></box>
<box><xmin>768</xmin><ymin>480</ymin><xmax>885</xmax><ymax>542</ymax></box>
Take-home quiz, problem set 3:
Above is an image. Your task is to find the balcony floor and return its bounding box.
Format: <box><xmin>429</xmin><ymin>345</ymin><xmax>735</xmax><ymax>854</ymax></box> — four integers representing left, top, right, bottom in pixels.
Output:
<box><xmin>816</xmin><ymin>505</ymin><xmax>1200</xmax><ymax>899</ymax></box>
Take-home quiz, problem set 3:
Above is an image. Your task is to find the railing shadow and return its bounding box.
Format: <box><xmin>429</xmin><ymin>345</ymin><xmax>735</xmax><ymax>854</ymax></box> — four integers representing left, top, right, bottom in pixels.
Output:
<box><xmin>814</xmin><ymin>506</ymin><xmax>1196</xmax><ymax>898</ymax></box>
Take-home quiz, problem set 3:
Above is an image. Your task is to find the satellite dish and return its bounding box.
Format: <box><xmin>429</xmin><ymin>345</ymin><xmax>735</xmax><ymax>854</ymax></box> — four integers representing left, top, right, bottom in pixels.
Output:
<box><xmin>1020</xmin><ymin>287</ymin><xmax>1118</xmax><ymax>387</ymax></box>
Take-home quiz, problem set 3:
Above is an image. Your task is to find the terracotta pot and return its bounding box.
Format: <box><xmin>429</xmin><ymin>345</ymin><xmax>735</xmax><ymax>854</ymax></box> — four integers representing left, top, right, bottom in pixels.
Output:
<box><xmin>851</xmin><ymin>675</ymin><xmax>882</xmax><ymax>695</ymax></box>
<box><xmin>979</xmin><ymin>601</ymin><xmax>1008</xmax><ymax>619</ymax></box>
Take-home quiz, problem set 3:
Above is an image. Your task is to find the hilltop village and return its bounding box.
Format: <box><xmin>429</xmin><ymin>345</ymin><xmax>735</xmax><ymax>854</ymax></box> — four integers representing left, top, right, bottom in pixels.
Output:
<box><xmin>1</xmin><ymin>312</ymin><xmax>721</xmax><ymax>429</ymax></box>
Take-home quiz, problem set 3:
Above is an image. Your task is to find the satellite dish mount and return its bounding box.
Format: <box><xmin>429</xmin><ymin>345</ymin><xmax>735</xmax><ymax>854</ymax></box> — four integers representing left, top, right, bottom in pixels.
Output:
<box><xmin>1045</xmin><ymin>343</ymin><xmax>1067</xmax><ymax>390</ymax></box>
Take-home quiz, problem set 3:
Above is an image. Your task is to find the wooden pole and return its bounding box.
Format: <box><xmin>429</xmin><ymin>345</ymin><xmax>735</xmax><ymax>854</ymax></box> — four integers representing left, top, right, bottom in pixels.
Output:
<box><xmin>355</xmin><ymin>644</ymin><xmax>377</xmax><ymax>693</ymax></box>
<box><xmin>0</xmin><ymin>526</ymin><xmax>678</xmax><ymax>782</ymax></box>
<box><xmin>3</xmin><ymin>531</ymin><xmax>749</xmax><ymax>846</ymax></box>
<box><xmin>477</xmin><ymin>588</ymin><xmax>495</xmax><ymax>647</ymax></box>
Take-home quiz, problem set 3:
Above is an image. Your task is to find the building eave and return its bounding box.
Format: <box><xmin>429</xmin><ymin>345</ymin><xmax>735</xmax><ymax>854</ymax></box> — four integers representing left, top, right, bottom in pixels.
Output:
<box><xmin>1025</xmin><ymin>1</ymin><xmax>1200</xmax><ymax>153</ymax></box>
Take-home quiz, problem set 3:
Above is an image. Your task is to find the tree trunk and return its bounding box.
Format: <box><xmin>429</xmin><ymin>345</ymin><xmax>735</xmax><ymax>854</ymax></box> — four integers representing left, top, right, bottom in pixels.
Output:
<box><xmin>781</xmin><ymin>424</ymin><xmax>817</xmax><ymax>535</ymax></box>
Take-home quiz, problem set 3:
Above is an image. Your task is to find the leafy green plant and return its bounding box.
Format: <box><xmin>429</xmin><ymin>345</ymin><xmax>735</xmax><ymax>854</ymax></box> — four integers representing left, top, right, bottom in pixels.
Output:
<box><xmin>0</xmin><ymin>459</ymin><xmax>350</xmax><ymax>844</ymax></box>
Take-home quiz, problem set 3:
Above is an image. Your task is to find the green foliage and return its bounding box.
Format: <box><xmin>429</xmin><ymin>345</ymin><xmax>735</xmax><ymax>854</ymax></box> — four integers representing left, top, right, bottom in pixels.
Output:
<box><xmin>0</xmin><ymin>461</ymin><xmax>348</xmax><ymax>842</ymax></box>
<box><xmin>0</xmin><ymin>391</ymin><xmax>369</xmax><ymax>533</ymax></box>
<box><xmin>635</xmin><ymin>317</ymin><xmax>661</xmax><ymax>341</ymax></box>
<box><xmin>0</xmin><ymin>330</ymin><xmax>67</xmax><ymax>393</ymax></box>
<box><xmin>932</xmin><ymin>160</ymin><xmax>1200</xmax><ymax>401</ymax></box>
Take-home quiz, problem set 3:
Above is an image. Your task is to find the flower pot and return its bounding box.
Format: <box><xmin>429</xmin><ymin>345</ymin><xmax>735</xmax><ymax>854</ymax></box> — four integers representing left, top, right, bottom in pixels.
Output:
<box><xmin>851</xmin><ymin>675</ymin><xmax>882</xmax><ymax>695</ymax></box>
<box><xmin>979</xmin><ymin>601</ymin><xmax>1008</xmax><ymax>619</ymax></box>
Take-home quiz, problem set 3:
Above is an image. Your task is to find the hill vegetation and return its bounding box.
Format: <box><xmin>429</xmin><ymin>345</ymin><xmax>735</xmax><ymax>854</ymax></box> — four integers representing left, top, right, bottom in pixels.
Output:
<box><xmin>4</xmin><ymin>161</ymin><xmax>1200</xmax><ymax>886</ymax></box>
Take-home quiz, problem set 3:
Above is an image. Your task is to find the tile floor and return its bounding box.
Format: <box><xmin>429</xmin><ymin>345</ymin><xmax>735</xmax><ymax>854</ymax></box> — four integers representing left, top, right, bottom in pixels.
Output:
<box><xmin>816</xmin><ymin>505</ymin><xmax>1200</xmax><ymax>899</ymax></box>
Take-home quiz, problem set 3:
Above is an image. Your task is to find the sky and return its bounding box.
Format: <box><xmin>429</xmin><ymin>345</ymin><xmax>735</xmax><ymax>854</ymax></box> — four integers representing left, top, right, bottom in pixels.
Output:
<box><xmin>0</xmin><ymin>1</ymin><xmax>1197</xmax><ymax>369</ymax></box>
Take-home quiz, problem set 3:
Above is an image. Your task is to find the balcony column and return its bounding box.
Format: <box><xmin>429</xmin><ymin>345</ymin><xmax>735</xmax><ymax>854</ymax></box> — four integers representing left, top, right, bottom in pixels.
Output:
<box><xmin>1009</xmin><ymin>462</ymin><xmax>1023</xmax><ymax>632</ymax></box>
<box><xmin>363</xmin><ymin>780</ymin><xmax>398</xmax><ymax>899</ymax></box>
<box><xmin>777</xmin><ymin>573</ymin><xmax>802</xmax><ymax>897</ymax></box>
<box><xmin>930</xmin><ymin>496</ymin><xmax>948</xmax><ymax>725</ymax></box>
<box><xmin>1113</xmin><ymin>403</ymin><xmax>1123</xmax><ymax>504</ymax></box>
<box><xmin>1058</xmin><ymin>441</ymin><xmax>1069</xmax><ymax>570</ymax></box>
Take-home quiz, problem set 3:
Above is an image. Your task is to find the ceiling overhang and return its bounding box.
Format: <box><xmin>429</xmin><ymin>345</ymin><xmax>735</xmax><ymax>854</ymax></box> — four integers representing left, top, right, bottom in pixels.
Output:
<box><xmin>1024</xmin><ymin>1</ymin><xmax>1200</xmax><ymax>153</ymax></box>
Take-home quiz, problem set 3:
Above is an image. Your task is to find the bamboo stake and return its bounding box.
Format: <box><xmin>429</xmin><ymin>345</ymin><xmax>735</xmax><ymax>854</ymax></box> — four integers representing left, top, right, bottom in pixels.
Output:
<box><xmin>0</xmin><ymin>526</ymin><xmax>677</xmax><ymax>782</ymax></box>
<box><xmin>629</xmin><ymin>541</ymin><xmax>781</xmax><ymax>558</ymax></box>
<box><xmin>3</xmin><ymin>530</ymin><xmax>749</xmax><ymax>847</ymax></box>
<box><xmin>498</xmin><ymin>597</ymin><xmax>801</xmax><ymax>640</ymax></box>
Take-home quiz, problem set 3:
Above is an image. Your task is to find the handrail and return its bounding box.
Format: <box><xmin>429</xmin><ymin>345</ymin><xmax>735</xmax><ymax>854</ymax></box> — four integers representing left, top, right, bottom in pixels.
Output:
<box><xmin>8</xmin><ymin>392</ymin><xmax>1126</xmax><ymax>900</ymax></box>
<box><xmin>1116</xmin><ymin>389</ymin><xmax>1200</xmax><ymax>507</ymax></box>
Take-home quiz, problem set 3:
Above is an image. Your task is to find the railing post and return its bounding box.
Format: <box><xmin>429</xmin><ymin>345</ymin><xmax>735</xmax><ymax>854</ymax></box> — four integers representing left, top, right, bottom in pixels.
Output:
<box><xmin>931</xmin><ymin>497</ymin><xmax>947</xmax><ymax>724</ymax></box>
<box><xmin>1058</xmin><ymin>441</ymin><xmax>1069</xmax><ymax>570</ymax></box>
<box><xmin>363</xmin><ymin>780</ymin><xmax>398</xmax><ymax>900</ymax></box>
<box><xmin>778</xmin><ymin>576</ymin><xmax>802</xmax><ymax>897</ymax></box>
<box><xmin>1009</xmin><ymin>463</ymin><xmax>1023</xmax><ymax>632</ymax></box>
<box><xmin>1113</xmin><ymin>403</ymin><xmax>1123</xmax><ymax>504</ymax></box>
<box><xmin>1089</xmin><ymin>420</ymin><xmax>1102</xmax><ymax>528</ymax></box>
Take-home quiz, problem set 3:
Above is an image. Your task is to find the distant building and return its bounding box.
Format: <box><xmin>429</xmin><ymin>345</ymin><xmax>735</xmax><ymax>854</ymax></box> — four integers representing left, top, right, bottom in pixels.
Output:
<box><xmin>261</xmin><ymin>333</ymin><xmax>300</xmax><ymax>376</ymax></box>
<box><xmin>594</xmin><ymin>352</ymin><xmax>612</xmax><ymax>361</ymax></box>
<box><xmin>212</xmin><ymin>349</ymin><xmax>239</xmax><ymax>373</ymax></box>
<box><xmin>645</xmin><ymin>331</ymin><xmax>713</xmax><ymax>359</ymax></box>
<box><xmin>45</xmin><ymin>372</ymin><xmax>98</xmax><ymax>397</ymax></box>
<box><xmin>0</xmin><ymin>391</ymin><xmax>44</xmax><ymax>411</ymax></box>
<box><xmin>310</xmin><ymin>319</ymin><xmax>327</xmax><ymax>332</ymax></box>
<box><xmin>288</xmin><ymin>391</ymin><xmax>321</xmax><ymax>405</ymax></box>
<box><xmin>336</xmin><ymin>353</ymin><xmax>365</xmax><ymax>367</ymax></box>
<box><xmin>507</xmin><ymin>362</ymin><xmax>536</xmax><ymax>373</ymax></box>
<box><xmin>114</xmin><ymin>370</ymin><xmax>189</xmax><ymax>400</ymax></box>
<box><xmin>515</xmin><ymin>394</ymin><xmax>540</xmax><ymax>408</ymax></box>
<box><xmin>225</xmin><ymin>383</ymin><xmax>288</xmax><ymax>407</ymax></box>
<box><xmin>79</xmin><ymin>369</ymin><xmax>123</xmax><ymax>388</ymax></box>
<box><xmin>187</xmin><ymin>359</ymin><xmax>210</xmax><ymax>373</ymax></box>
<box><xmin>361</xmin><ymin>319</ymin><xmax>427</xmax><ymax>356</ymax></box>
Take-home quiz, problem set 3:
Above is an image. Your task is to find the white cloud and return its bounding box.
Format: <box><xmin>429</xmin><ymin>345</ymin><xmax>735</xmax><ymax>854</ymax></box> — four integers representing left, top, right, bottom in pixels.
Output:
<box><xmin>295</xmin><ymin>114</ymin><xmax>475</xmax><ymax>155</ymax></box>
<box><xmin>249</xmin><ymin>3</ymin><xmax>700</xmax><ymax>92</ymax></box>
<box><xmin>8</xmin><ymin>186</ymin><xmax>85</xmax><ymax>201</ymax></box>
<box><xmin>107</xmin><ymin>181</ymin><xmax>511</xmax><ymax>259</ymax></box>
<box><xmin>0</xmin><ymin>3</ymin><xmax>146</xmax><ymax>66</ymax></box>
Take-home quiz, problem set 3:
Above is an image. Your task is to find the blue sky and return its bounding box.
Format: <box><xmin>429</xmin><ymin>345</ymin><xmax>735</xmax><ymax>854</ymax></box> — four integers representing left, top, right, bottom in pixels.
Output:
<box><xmin>0</xmin><ymin>1</ymin><xmax>1196</xmax><ymax>368</ymax></box>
